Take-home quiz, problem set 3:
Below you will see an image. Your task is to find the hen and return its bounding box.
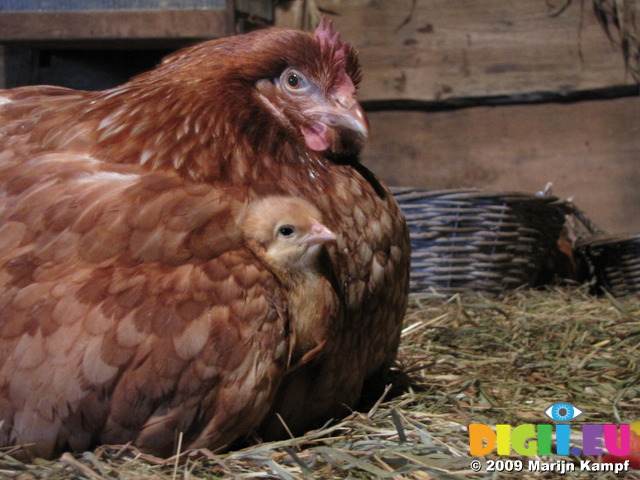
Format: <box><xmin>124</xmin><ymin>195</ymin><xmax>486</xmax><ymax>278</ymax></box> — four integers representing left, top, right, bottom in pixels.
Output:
<box><xmin>0</xmin><ymin>19</ymin><xmax>410</xmax><ymax>458</ymax></box>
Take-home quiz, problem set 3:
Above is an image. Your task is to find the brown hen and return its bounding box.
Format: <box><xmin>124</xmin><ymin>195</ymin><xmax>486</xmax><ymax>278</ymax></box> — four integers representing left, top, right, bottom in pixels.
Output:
<box><xmin>0</xmin><ymin>19</ymin><xmax>409</xmax><ymax>458</ymax></box>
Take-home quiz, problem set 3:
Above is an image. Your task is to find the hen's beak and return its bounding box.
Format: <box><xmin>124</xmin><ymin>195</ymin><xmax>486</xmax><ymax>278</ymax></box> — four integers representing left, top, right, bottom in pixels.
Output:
<box><xmin>321</xmin><ymin>100</ymin><xmax>369</xmax><ymax>140</ymax></box>
<box><xmin>304</xmin><ymin>222</ymin><xmax>337</xmax><ymax>245</ymax></box>
<box><xmin>302</xmin><ymin>96</ymin><xmax>369</xmax><ymax>151</ymax></box>
<box><xmin>315</xmin><ymin>99</ymin><xmax>369</xmax><ymax>140</ymax></box>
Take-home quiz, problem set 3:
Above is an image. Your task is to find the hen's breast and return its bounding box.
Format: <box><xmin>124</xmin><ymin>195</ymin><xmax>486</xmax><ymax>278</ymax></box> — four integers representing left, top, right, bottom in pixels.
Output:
<box><xmin>255</xmin><ymin>156</ymin><xmax>410</xmax><ymax>438</ymax></box>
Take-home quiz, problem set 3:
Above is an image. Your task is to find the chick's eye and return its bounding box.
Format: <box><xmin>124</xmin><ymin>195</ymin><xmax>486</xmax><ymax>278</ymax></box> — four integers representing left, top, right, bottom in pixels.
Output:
<box><xmin>278</xmin><ymin>225</ymin><xmax>296</xmax><ymax>237</ymax></box>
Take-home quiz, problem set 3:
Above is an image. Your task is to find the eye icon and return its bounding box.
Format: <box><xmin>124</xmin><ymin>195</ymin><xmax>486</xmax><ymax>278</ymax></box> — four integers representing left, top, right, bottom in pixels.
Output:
<box><xmin>545</xmin><ymin>403</ymin><xmax>583</xmax><ymax>422</ymax></box>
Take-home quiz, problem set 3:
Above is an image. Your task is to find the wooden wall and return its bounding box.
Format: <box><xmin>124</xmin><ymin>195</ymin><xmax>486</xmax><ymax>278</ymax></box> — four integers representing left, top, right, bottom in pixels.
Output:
<box><xmin>0</xmin><ymin>2</ymin><xmax>637</xmax><ymax>233</ymax></box>
<box><xmin>311</xmin><ymin>0</ymin><xmax>640</xmax><ymax>234</ymax></box>
<box><xmin>0</xmin><ymin>47</ymin><xmax>4</xmax><ymax>89</ymax></box>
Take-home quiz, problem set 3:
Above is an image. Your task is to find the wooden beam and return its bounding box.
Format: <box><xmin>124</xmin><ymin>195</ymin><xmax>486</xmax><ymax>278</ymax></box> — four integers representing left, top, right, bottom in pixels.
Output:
<box><xmin>362</xmin><ymin>96</ymin><xmax>640</xmax><ymax>234</ymax></box>
<box><xmin>0</xmin><ymin>47</ymin><xmax>4</xmax><ymax>89</ymax></box>
<box><xmin>0</xmin><ymin>10</ymin><xmax>230</xmax><ymax>44</ymax></box>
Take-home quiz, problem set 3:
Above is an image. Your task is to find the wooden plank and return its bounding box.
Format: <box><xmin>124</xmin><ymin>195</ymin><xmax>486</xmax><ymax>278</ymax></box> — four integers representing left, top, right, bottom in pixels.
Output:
<box><xmin>274</xmin><ymin>0</ymin><xmax>320</xmax><ymax>30</ymax></box>
<box><xmin>0</xmin><ymin>0</ymin><xmax>227</xmax><ymax>11</ymax></box>
<box><xmin>0</xmin><ymin>47</ymin><xmax>4</xmax><ymax>89</ymax></box>
<box><xmin>317</xmin><ymin>0</ymin><xmax>635</xmax><ymax>101</ymax></box>
<box><xmin>362</xmin><ymin>96</ymin><xmax>640</xmax><ymax>234</ymax></box>
<box><xmin>236</xmin><ymin>0</ymin><xmax>275</xmax><ymax>22</ymax></box>
<box><xmin>0</xmin><ymin>10</ymin><xmax>230</xmax><ymax>43</ymax></box>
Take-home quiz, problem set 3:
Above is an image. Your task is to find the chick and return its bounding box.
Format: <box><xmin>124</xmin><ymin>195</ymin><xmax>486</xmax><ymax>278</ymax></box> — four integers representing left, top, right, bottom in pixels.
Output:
<box><xmin>241</xmin><ymin>196</ymin><xmax>338</xmax><ymax>364</ymax></box>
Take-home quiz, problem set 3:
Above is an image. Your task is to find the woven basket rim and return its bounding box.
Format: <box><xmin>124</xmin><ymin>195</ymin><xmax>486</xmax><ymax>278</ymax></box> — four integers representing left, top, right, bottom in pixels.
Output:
<box><xmin>393</xmin><ymin>187</ymin><xmax>569</xmax><ymax>294</ymax></box>
<box><xmin>390</xmin><ymin>186</ymin><xmax>561</xmax><ymax>204</ymax></box>
<box><xmin>577</xmin><ymin>233</ymin><xmax>640</xmax><ymax>248</ymax></box>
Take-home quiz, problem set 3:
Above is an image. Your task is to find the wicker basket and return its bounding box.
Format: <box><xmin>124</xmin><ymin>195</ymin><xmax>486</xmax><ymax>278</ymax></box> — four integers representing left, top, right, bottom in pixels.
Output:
<box><xmin>392</xmin><ymin>188</ymin><xmax>568</xmax><ymax>295</ymax></box>
<box><xmin>577</xmin><ymin>234</ymin><xmax>640</xmax><ymax>297</ymax></box>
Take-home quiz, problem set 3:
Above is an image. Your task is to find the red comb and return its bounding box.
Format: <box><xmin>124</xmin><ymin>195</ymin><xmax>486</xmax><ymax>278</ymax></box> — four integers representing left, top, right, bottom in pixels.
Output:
<box><xmin>314</xmin><ymin>17</ymin><xmax>340</xmax><ymax>49</ymax></box>
<box><xmin>314</xmin><ymin>17</ymin><xmax>350</xmax><ymax>65</ymax></box>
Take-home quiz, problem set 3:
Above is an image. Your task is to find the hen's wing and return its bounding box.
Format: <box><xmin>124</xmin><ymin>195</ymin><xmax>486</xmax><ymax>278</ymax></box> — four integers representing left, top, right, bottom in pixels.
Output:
<box><xmin>0</xmin><ymin>151</ymin><xmax>289</xmax><ymax>458</ymax></box>
<box><xmin>0</xmin><ymin>87</ymin><xmax>91</xmax><ymax>157</ymax></box>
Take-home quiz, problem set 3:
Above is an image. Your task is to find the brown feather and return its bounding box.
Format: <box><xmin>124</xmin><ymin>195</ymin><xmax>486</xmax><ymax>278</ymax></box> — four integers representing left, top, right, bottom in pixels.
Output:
<box><xmin>0</xmin><ymin>21</ymin><xmax>409</xmax><ymax>458</ymax></box>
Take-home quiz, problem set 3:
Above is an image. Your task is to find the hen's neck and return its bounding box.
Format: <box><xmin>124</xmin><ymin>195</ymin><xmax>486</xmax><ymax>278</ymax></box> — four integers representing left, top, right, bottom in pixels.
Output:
<box><xmin>84</xmin><ymin>81</ymin><xmax>327</xmax><ymax>187</ymax></box>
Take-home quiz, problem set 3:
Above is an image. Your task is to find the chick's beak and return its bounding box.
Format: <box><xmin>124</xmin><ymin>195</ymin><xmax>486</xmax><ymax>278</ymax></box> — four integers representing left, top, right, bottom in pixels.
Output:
<box><xmin>304</xmin><ymin>222</ymin><xmax>337</xmax><ymax>245</ymax></box>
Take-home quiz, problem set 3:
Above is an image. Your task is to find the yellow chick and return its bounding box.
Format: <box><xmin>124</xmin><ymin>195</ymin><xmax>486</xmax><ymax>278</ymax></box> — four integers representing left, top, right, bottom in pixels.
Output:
<box><xmin>241</xmin><ymin>196</ymin><xmax>338</xmax><ymax>364</ymax></box>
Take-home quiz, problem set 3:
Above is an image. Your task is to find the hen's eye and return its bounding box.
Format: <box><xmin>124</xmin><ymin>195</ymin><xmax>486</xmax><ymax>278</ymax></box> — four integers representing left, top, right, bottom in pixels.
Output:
<box><xmin>278</xmin><ymin>225</ymin><xmax>296</xmax><ymax>237</ymax></box>
<box><xmin>287</xmin><ymin>73</ymin><xmax>300</xmax><ymax>88</ymax></box>
<box><xmin>283</xmin><ymin>70</ymin><xmax>307</xmax><ymax>90</ymax></box>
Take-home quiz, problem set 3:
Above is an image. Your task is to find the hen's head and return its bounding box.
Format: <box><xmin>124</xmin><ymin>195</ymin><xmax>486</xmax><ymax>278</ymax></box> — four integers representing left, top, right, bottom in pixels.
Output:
<box><xmin>149</xmin><ymin>19</ymin><xmax>368</xmax><ymax>160</ymax></box>
<box><xmin>241</xmin><ymin>196</ymin><xmax>336</xmax><ymax>276</ymax></box>
<box><xmin>252</xmin><ymin>18</ymin><xmax>369</xmax><ymax>157</ymax></box>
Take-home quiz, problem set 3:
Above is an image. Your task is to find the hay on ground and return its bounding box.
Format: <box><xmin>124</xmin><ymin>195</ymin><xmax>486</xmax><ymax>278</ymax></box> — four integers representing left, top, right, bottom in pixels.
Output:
<box><xmin>1</xmin><ymin>286</ymin><xmax>639</xmax><ymax>479</ymax></box>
